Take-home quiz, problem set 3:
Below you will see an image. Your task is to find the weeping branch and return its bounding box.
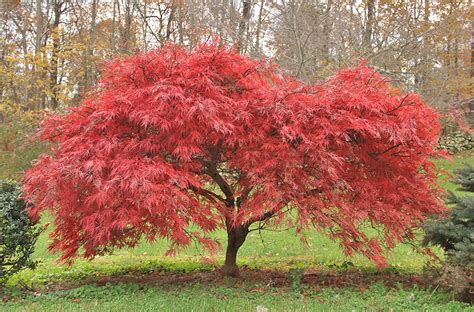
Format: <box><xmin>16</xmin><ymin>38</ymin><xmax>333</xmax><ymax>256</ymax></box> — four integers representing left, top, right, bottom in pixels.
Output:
<box><xmin>386</xmin><ymin>95</ymin><xmax>410</xmax><ymax>114</ymax></box>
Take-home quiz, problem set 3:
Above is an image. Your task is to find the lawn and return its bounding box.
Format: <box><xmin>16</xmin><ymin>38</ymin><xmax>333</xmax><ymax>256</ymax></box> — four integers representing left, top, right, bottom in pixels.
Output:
<box><xmin>3</xmin><ymin>282</ymin><xmax>472</xmax><ymax>311</ymax></box>
<box><xmin>1</xmin><ymin>153</ymin><xmax>473</xmax><ymax>311</ymax></box>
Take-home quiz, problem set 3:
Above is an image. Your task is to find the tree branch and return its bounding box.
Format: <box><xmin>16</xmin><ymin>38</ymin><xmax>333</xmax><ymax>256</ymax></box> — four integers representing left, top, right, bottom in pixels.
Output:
<box><xmin>251</xmin><ymin>210</ymin><xmax>277</xmax><ymax>223</ymax></box>
<box><xmin>369</xmin><ymin>143</ymin><xmax>402</xmax><ymax>157</ymax></box>
<box><xmin>236</xmin><ymin>186</ymin><xmax>253</xmax><ymax>208</ymax></box>
<box><xmin>386</xmin><ymin>95</ymin><xmax>410</xmax><ymax>114</ymax></box>
<box><xmin>202</xmin><ymin>140</ymin><xmax>234</xmax><ymax>205</ymax></box>
<box><xmin>190</xmin><ymin>186</ymin><xmax>225</xmax><ymax>204</ymax></box>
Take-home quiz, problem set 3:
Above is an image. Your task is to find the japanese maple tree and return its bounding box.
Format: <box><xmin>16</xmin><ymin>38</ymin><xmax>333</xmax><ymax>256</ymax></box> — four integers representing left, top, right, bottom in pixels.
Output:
<box><xmin>23</xmin><ymin>43</ymin><xmax>445</xmax><ymax>276</ymax></box>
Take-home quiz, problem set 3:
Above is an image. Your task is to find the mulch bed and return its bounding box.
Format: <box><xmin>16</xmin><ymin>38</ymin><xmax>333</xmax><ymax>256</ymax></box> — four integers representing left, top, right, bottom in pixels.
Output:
<box><xmin>35</xmin><ymin>267</ymin><xmax>436</xmax><ymax>293</ymax></box>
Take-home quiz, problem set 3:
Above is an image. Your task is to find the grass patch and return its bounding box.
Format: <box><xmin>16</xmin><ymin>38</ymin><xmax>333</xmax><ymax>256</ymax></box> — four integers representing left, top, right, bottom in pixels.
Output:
<box><xmin>8</xmin><ymin>218</ymin><xmax>437</xmax><ymax>289</ymax></box>
<box><xmin>435</xmin><ymin>153</ymin><xmax>474</xmax><ymax>195</ymax></box>
<box><xmin>2</xmin><ymin>282</ymin><xmax>472</xmax><ymax>311</ymax></box>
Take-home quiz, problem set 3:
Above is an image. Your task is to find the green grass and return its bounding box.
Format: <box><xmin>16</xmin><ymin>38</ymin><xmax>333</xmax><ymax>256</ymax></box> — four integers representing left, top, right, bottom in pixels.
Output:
<box><xmin>1</xmin><ymin>153</ymin><xmax>473</xmax><ymax>311</ymax></box>
<box><xmin>434</xmin><ymin>153</ymin><xmax>474</xmax><ymax>195</ymax></box>
<box><xmin>7</xmin><ymin>211</ymin><xmax>436</xmax><ymax>289</ymax></box>
<box><xmin>3</xmin><ymin>282</ymin><xmax>472</xmax><ymax>311</ymax></box>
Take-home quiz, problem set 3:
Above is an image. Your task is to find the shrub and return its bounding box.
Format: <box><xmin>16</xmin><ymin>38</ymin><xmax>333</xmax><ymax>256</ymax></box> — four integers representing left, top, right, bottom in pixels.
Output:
<box><xmin>423</xmin><ymin>194</ymin><xmax>473</xmax><ymax>265</ymax></box>
<box><xmin>423</xmin><ymin>164</ymin><xmax>474</xmax><ymax>303</ymax></box>
<box><xmin>452</xmin><ymin>163</ymin><xmax>474</xmax><ymax>192</ymax></box>
<box><xmin>0</xmin><ymin>180</ymin><xmax>41</xmax><ymax>284</ymax></box>
<box><xmin>438</xmin><ymin>131</ymin><xmax>474</xmax><ymax>155</ymax></box>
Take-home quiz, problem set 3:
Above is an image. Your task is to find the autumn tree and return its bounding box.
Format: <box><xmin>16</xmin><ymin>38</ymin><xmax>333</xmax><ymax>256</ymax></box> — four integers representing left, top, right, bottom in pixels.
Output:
<box><xmin>23</xmin><ymin>43</ymin><xmax>445</xmax><ymax>276</ymax></box>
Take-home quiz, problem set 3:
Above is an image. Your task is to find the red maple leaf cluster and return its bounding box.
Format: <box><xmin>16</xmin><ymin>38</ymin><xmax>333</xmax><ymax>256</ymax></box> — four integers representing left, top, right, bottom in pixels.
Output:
<box><xmin>22</xmin><ymin>43</ymin><xmax>445</xmax><ymax>269</ymax></box>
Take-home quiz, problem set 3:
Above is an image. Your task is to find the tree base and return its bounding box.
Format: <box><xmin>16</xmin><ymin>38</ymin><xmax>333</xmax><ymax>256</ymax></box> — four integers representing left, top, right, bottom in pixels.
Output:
<box><xmin>221</xmin><ymin>264</ymin><xmax>240</xmax><ymax>277</ymax></box>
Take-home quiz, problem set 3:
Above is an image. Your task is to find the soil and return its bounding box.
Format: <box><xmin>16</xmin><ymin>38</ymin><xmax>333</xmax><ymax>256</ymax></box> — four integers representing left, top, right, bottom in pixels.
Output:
<box><xmin>36</xmin><ymin>267</ymin><xmax>437</xmax><ymax>293</ymax></box>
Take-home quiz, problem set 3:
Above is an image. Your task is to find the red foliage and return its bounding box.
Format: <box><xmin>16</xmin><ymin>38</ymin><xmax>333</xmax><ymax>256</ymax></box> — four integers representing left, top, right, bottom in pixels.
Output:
<box><xmin>22</xmin><ymin>43</ymin><xmax>445</xmax><ymax>266</ymax></box>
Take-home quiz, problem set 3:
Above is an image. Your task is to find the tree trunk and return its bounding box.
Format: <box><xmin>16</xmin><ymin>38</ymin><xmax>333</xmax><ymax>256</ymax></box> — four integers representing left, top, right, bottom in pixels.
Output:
<box><xmin>35</xmin><ymin>0</ymin><xmax>43</xmax><ymax>55</ymax></box>
<box><xmin>49</xmin><ymin>0</ymin><xmax>63</xmax><ymax>110</ymax></box>
<box><xmin>85</xmin><ymin>0</ymin><xmax>98</xmax><ymax>88</ymax></box>
<box><xmin>111</xmin><ymin>0</ymin><xmax>117</xmax><ymax>53</ymax></box>
<box><xmin>254</xmin><ymin>0</ymin><xmax>265</xmax><ymax>54</ymax></box>
<box><xmin>321</xmin><ymin>0</ymin><xmax>333</xmax><ymax>64</ymax></box>
<box><xmin>237</xmin><ymin>0</ymin><xmax>252</xmax><ymax>54</ymax></box>
<box><xmin>222</xmin><ymin>225</ymin><xmax>249</xmax><ymax>276</ymax></box>
<box><xmin>470</xmin><ymin>18</ymin><xmax>474</xmax><ymax>78</ymax></box>
<box><xmin>363</xmin><ymin>0</ymin><xmax>375</xmax><ymax>50</ymax></box>
<box><xmin>165</xmin><ymin>2</ymin><xmax>176</xmax><ymax>41</ymax></box>
<box><xmin>122</xmin><ymin>0</ymin><xmax>132</xmax><ymax>54</ymax></box>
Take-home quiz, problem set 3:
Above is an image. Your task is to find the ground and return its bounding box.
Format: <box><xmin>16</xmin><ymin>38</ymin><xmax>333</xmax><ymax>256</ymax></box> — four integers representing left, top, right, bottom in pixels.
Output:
<box><xmin>1</xmin><ymin>154</ymin><xmax>473</xmax><ymax>311</ymax></box>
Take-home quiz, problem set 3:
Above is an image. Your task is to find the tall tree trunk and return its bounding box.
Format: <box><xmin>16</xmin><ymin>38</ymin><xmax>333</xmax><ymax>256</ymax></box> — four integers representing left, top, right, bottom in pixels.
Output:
<box><xmin>469</xmin><ymin>18</ymin><xmax>474</xmax><ymax>127</ymax></box>
<box><xmin>142</xmin><ymin>0</ymin><xmax>147</xmax><ymax>51</ymax></box>
<box><xmin>363</xmin><ymin>0</ymin><xmax>375</xmax><ymax>50</ymax></box>
<box><xmin>85</xmin><ymin>0</ymin><xmax>98</xmax><ymax>88</ymax></box>
<box><xmin>49</xmin><ymin>0</ymin><xmax>63</xmax><ymax>110</ymax></box>
<box><xmin>454</xmin><ymin>38</ymin><xmax>458</xmax><ymax>69</ymax></box>
<box><xmin>111</xmin><ymin>0</ymin><xmax>117</xmax><ymax>53</ymax></box>
<box><xmin>446</xmin><ymin>1</ymin><xmax>453</xmax><ymax>70</ymax></box>
<box><xmin>222</xmin><ymin>225</ymin><xmax>249</xmax><ymax>277</ymax></box>
<box><xmin>165</xmin><ymin>2</ymin><xmax>176</xmax><ymax>41</ymax></box>
<box><xmin>424</xmin><ymin>0</ymin><xmax>429</xmax><ymax>22</ymax></box>
<box><xmin>187</xmin><ymin>0</ymin><xmax>197</xmax><ymax>46</ymax></box>
<box><xmin>0</xmin><ymin>0</ymin><xmax>8</xmax><ymax>103</ymax></box>
<box><xmin>254</xmin><ymin>0</ymin><xmax>264</xmax><ymax>53</ymax></box>
<box><xmin>321</xmin><ymin>0</ymin><xmax>333</xmax><ymax>64</ymax></box>
<box><xmin>123</xmin><ymin>0</ymin><xmax>132</xmax><ymax>53</ymax></box>
<box><xmin>237</xmin><ymin>0</ymin><xmax>252</xmax><ymax>54</ymax></box>
<box><xmin>471</xmin><ymin>17</ymin><xmax>474</xmax><ymax>78</ymax></box>
<box><xmin>416</xmin><ymin>0</ymin><xmax>431</xmax><ymax>90</ymax></box>
<box><xmin>35</xmin><ymin>0</ymin><xmax>43</xmax><ymax>54</ymax></box>
<box><xmin>177</xmin><ymin>1</ymin><xmax>184</xmax><ymax>44</ymax></box>
<box><xmin>17</xmin><ymin>10</ymin><xmax>31</xmax><ymax>108</ymax></box>
<box><xmin>34</xmin><ymin>0</ymin><xmax>45</xmax><ymax>109</ymax></box>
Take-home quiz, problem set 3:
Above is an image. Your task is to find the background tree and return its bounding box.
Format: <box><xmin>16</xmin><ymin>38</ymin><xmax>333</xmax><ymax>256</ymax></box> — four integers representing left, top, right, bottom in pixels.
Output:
<box><xmin>23</xmin><ymin>43</ymin><xmax>445</xmax><ymax>276</ymax></box>
<box><xmin>423</xmin><ymin>163</ymin><xmax>474</xmax><ymax>303</ymax></box>
<box><xmin>0</xmin><ymin>180</ymin><xmax>41</xmax><ymax>284</ymax></box>
<box><xmin>1</xmin><ymin>1</ymin><xmax>472</xmax><ymax>116</ymax></box>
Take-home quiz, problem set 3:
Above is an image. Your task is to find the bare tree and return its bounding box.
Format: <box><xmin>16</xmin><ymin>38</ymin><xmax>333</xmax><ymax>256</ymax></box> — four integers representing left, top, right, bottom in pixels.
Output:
<box><xmin>85</xmin><ymin>0</ymin><xmax>98</xmax><ymax>87</ymax></box>
<box><xmin>363</xmin><ymin>0</ymin><xmax>375</xmax><ymax>49</ymax></box>
<box><xmin>122</xmin><ymin>0</ymin><xmax>133</xmax><ymax>53</ymax></box>
<box><xmin>237</xmin><ymin>0</ymin><xmax>252</xmax><ymax>53</ymax></box>
<box><xmin>49</xmin><ymin>0</ymin><xmax>68</xmax><ymax>109</ymax></box>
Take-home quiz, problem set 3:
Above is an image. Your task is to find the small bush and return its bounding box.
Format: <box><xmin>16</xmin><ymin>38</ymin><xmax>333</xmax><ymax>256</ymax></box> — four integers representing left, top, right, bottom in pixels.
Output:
<box><xmin>438</xmin><ymin>131</ymin><xmax>474</xmax><ymax>154</ymax></box>
<box><xmin>423</xmin><ymin>163</ymin><xmax>474</xmax><ymax>302</ymax></box>
<box><xmin>453</xmin><ymin>163</ymin><xmax>474</xmax><ymax>192</ymax></box>
<box><xmin>424</xmin><ymin>194</ymin><xmax>473</xmax><ymax>265</ymax></box>
<box><xmin>0</xmin><ymin>180</ymin><xmax>41</xmax><ymax>284</ymax></box>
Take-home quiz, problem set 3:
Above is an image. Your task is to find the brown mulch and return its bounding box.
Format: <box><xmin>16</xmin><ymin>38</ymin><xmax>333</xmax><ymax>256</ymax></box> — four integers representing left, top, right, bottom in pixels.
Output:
<box><xmin>36</xmin><ymin>267</ymin><xmax>436</xmax><ymax>294</ymax></box>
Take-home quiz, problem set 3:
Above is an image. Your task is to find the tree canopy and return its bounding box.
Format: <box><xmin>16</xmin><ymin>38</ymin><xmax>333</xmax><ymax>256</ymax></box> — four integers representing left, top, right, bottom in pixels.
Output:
<box><xmin>23</xmin><ymin>43</ymin><xmax>445</xmax><ymax>275</ymax></box>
